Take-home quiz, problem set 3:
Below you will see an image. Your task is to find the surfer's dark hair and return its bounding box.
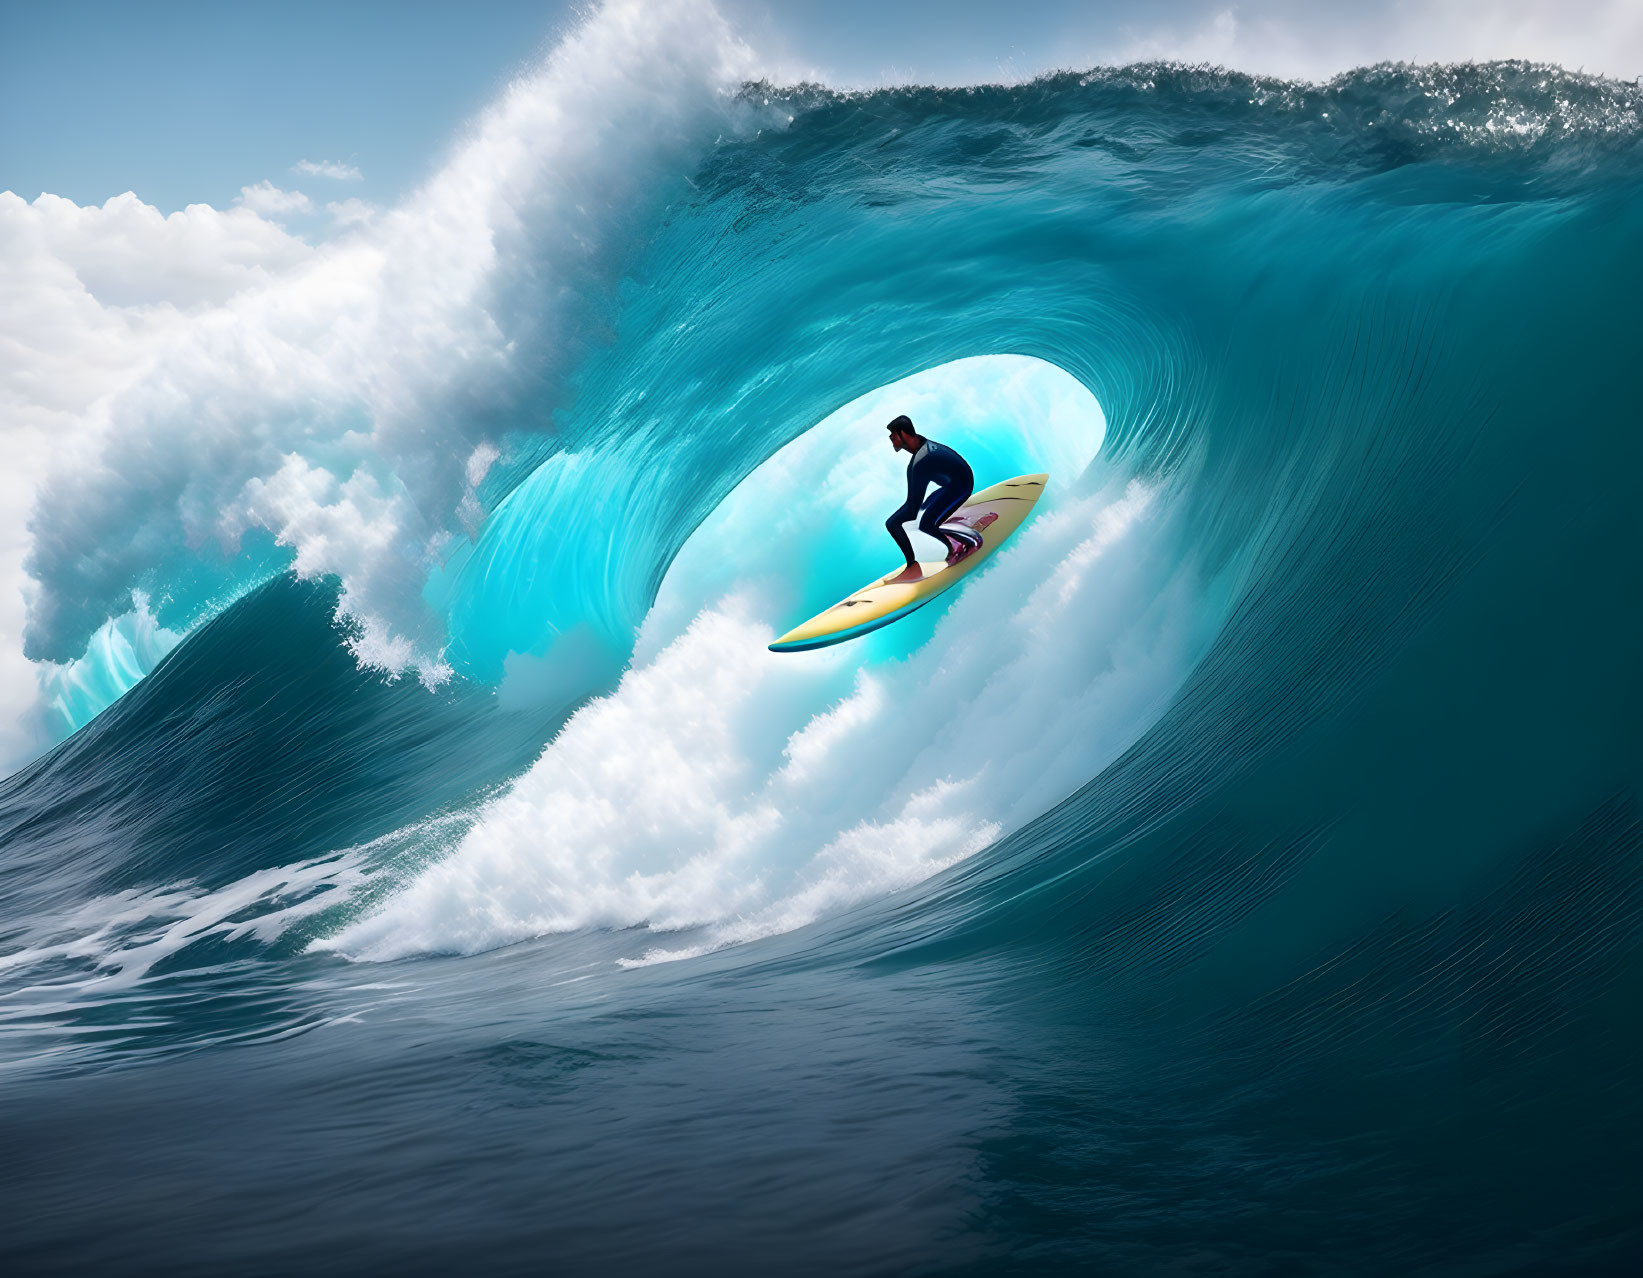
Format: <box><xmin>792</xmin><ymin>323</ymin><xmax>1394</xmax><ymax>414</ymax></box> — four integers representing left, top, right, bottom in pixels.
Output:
<box><xmin>887</xmin><ymin>415</ymin><xmax>915</xmax><ymax>434</ymax></box>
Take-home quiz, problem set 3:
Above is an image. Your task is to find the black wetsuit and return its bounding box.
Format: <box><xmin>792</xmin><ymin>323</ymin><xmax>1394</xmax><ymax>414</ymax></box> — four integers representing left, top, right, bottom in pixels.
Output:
<box><xmin>886</xmin><ymin>438</ymin><xmax>975</xmax><ymax>564</ymax></box>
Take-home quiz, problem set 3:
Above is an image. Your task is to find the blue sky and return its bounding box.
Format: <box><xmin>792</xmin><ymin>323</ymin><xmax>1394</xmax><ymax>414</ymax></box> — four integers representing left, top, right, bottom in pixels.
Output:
<box><xmin>1</xmin><ymin>0</ymin><xmax>575</xmax><ymax>212</ymax></box>
<box><xmin>6</xmin><ymin>0</ymin><xmax>1638</xmax><ymax>215</ymax></box>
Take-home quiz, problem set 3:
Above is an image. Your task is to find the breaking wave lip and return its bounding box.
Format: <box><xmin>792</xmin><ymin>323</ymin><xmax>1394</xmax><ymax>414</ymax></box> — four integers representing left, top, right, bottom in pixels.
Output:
<box><xmin>6</xmin><ymin>0</ymin><xmax>771</xmax><ymax>763</ymax></box>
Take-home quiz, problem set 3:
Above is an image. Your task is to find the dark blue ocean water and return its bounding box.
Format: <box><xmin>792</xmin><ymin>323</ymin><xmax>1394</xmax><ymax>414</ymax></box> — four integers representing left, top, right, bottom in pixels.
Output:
<box><xmin>3</xmin><ymin>58</ymin><xmax>1642</xmax><ymax>1273</ymax></box>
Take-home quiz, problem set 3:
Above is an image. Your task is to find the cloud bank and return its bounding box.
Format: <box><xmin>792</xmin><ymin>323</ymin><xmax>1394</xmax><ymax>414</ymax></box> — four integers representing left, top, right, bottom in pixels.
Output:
<box><xmin>293</xmin><ymin>159</ymin><xmax>363</xmax><ymax>181</ymax></box>
<box><xmin>235</xmin><ymin>180</ymin><xmax>315</xmax><ymax>217</ymax></box>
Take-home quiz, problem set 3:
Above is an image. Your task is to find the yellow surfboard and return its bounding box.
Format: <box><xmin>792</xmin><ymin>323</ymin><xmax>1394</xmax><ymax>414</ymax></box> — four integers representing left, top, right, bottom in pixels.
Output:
<box><xmin>769</xmin><ymin>474</ymin><xmax>1048</xmax><ymax>652</ymax></box>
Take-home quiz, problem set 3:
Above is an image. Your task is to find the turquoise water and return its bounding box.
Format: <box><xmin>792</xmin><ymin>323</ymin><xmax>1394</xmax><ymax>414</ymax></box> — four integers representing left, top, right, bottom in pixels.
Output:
<box><xmin>2</xmin><ymin>59</ymin><xmax>1641</xmax><ymax>1273</ymax></box>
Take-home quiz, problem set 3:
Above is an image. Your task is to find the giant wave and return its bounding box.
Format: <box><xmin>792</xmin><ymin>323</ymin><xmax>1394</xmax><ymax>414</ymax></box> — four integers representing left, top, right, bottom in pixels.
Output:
<box><xmin>1</xmin><ymin>2</ymin><xmax>1640</xmax><ymax>1271</ymax></box>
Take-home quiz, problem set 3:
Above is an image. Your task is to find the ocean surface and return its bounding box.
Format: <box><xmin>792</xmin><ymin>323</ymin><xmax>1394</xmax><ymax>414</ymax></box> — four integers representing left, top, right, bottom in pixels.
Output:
<box><xmin>3</xmin><ymin>35</ymin><xmax>1642</xmax><ymax>1276</ymax></box>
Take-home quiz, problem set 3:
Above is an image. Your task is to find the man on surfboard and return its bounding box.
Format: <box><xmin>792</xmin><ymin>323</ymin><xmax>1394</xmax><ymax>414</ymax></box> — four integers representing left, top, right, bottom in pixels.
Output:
<box><xmin>885</xmin><ymin>415</ymin><xmax>982</xmax><ymax>574</ymax></box>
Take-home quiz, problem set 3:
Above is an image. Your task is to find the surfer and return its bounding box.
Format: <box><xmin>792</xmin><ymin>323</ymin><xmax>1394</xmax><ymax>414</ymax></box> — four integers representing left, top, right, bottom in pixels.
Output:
<box><xmin>885</xmin><ymin>415</ymin><xmax>980</xmax><ymax>573</ymax></box>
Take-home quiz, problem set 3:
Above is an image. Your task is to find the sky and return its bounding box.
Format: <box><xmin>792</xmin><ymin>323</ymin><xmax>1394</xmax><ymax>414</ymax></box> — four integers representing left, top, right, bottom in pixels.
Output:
<box><xmin>3</xmin><ymin>0</ymin><xmax>1639</xmax><ymax>213</ymax></box>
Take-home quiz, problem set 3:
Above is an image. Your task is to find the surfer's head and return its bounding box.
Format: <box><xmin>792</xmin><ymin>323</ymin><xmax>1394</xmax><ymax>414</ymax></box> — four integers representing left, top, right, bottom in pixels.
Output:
<box><xmin>887</xmin><ymin>415</ymin><xmax>921</xmax><ymax>453</ymax></box>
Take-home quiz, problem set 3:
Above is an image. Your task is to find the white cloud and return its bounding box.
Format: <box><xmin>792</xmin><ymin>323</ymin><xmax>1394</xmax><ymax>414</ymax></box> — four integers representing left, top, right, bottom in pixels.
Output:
<box><xmin>293</xmin><ymin>159</ymin><xmax>362</xmax><ymax>181</ymax></box>
<box><xmin>325</xmin><ymin>197</ymin><xmax>377</xmax><ymax>226</ymax></box>
<box><xmin>235</xmin><ymin>180</ymin><xmax>314</xmax><ymax>217</ymax></box>
<box><xmin>3</xmin><ymin>190</ymin><xmax>313</xmax><ymax>311</ymax></box>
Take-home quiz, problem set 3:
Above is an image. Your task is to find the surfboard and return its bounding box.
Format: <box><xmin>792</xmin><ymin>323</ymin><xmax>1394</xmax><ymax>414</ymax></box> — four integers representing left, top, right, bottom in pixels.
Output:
<box><xmin>768</xmin><ymin>474</ymin><xmax>1048</xmax><ymax>652</ymax></box>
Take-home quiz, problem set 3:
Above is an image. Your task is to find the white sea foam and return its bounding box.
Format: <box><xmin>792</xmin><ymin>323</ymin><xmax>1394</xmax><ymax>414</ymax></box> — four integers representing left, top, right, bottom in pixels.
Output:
<box><xmin>0</xmin><ymin>853</ymin><xmax>363</xmax><ymax>995</ymax></box>
<box><xmin>0</xmin><ymin>810</ymin><xmax>476</xmax><ymax>1001</ymax></box>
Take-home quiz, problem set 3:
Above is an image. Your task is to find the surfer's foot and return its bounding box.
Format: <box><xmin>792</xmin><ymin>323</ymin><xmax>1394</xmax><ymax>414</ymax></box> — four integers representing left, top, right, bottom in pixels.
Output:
<box><xmin>944</xmin><ymin>534</ymin><xmax>979</xmax><ymax>565</ymax></box>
